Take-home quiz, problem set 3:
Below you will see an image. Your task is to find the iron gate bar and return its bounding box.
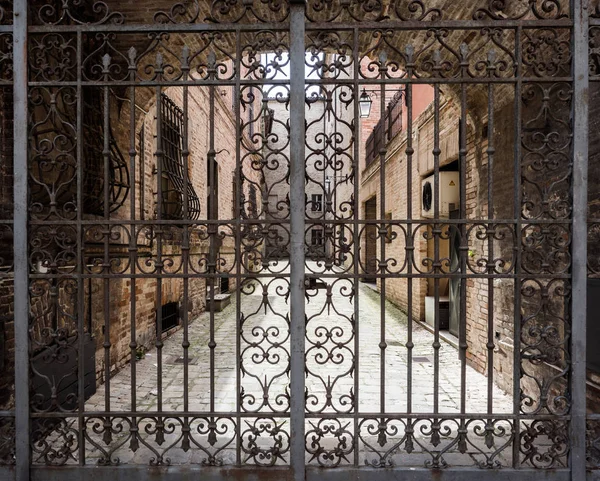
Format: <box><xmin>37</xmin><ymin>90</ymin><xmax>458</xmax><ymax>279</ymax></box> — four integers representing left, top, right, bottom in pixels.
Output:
<box><xmin>4</xmin><ymin>0</ymin><xmax>594</xmax><ymax>477</ymax></box>
<box><xmin>76</xmin><ymin>26</ymin><xmax>85</xmax><ymax>466</ymax></box>
<box><xmin>13</xmin><ymin>1</ymin><xmax>28</xmax><ymax>480</ymax></box>
<box><xmin>433</xmin><ymin>82</ymin><xmax>441</xmax><ymax>416</ymax></box>
<box><xmin>352</xmin><ymin>25</ymin><xmax>360</xmax><ymax>466</ymax></box>
<box><xmin>513</xmin><ymin>23</ymin><xmax>524</xmax><ymax>470</ymax></box>
<box><xmin>127</xmin><ymin>44</ymin><xmax>138</xmax><ymax>442</ymax></box>
<box><xmin>406</xmin><ymin>77</ymin><xmax>414</xmax><ymax>418</ymax></box>
<box><xmin>22</xmin><ymin>466</ymin><xmax>573</xmax><ymax>481</ymax></box>
<box><xmin>486</xmin><ymin>79</ymin><xmax>495</xmax><ymax>417</ymax></box>
<box><xmin>289</xmin><ymin>2</ymin><xmax>306</xmax><ymax>479</ymax></box>
<box><xmin>25</xmin><ymin>19</ymin><xmax>577</xmax><ymax>33</ymax></box>
<box><xmin>571</xmin><ymin>0</ymin><xmax>589</xmax><ymax>479</ymax></box>
<box><xmin>25</xmin><ymin>77</ymin><xmax>580</xmax><ymax>86</ymax></box>
<box><xmin>458</xmin><ymin>60</ymin><xmax>468</xmax><ymax>451</ymax></box>
<box><xmin>234</xmin><ymin>28</ymin><xmax>242</xmax><ymax>466</ymax></box>
<box><xmin>378</xmin><ymin>55</ymin><xmax>387</xmax><ymax>416</ymax></box>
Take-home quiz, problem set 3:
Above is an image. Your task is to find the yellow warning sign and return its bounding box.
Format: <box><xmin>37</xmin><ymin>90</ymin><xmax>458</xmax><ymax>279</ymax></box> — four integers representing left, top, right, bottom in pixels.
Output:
<box><xmin>449</xmin><ymin>180</ymin><xmax>456</xmax><ymax>186</ymax></box>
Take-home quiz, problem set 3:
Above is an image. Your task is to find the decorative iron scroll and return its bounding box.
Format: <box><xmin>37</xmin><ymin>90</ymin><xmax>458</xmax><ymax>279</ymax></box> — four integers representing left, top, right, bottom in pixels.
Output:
<box><xmin>28</xmin><ymin>85</ymin><xmax>130</xmax><ymax>219</ymax></box>
<box><xmin>32</xmin><ymin>0</ymin><xmax>124</xmax><ymax>26</ymax></box>
<box><xmin>305</xmin><ymin>0</ymin><xmax>569</xmax><ymax>22</ymax></box>
<box><xmin>157</xmin><ymin>93</ymin><xmax>201</xmax><ymax>221</ymax></box>
<box><xmin>14</xmin><ymin>0</ymin><xmax>583</xmax><ymax>475</ymax></box>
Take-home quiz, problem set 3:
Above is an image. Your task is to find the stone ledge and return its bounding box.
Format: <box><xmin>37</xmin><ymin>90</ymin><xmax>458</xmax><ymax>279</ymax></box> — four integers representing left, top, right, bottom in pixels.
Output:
<box><xmin>205</xmin><ymin>293</ymin><xmax>231</xmax><ymax>312</ymax></box>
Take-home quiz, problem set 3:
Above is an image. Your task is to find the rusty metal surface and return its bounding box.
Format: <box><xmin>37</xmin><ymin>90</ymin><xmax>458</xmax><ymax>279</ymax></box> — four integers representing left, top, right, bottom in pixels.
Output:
<box><xmin>4</xmin><ymin>0</ymin><xmax>595</xmax><ymax>479</ymax></box>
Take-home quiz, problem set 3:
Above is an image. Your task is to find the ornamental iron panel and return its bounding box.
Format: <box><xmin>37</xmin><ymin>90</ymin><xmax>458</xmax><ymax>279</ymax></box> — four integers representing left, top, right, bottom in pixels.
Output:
<box><xmin>0</xmin><ymin>0</ymin><xmax>595</xmax><ymax>480</ymax></box>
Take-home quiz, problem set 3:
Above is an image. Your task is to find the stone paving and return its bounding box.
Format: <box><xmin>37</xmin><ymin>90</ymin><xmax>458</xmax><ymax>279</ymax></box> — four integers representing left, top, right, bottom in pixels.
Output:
<box><xmin>49</xmin><ymin>263</ymin><xmax>516</xmax><ymax>467</ymax></box>
<box><xmin>87</xmin><ymin>264</ymin><xmax>512</xmax><ymax>416</ymax></box>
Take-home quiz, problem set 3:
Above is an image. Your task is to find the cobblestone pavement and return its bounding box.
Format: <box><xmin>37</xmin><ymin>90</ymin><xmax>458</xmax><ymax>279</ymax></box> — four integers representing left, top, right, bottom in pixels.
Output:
<box><xmin>87</xmin><ymin>266</ymin><xmax>512</xmax><ymax>415</ymax></box>
<box><xmin>69</xmin><ymin>263</ymin><xmax>514</xmax><ymax>466</ymax></box>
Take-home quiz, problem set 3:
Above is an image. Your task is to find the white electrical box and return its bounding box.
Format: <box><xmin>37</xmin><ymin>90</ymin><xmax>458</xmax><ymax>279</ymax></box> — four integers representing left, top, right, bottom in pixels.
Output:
<box><xmin>421</xmin><ymin>171</ymin><xmax>460</xmax><ymax>219</ymax></box>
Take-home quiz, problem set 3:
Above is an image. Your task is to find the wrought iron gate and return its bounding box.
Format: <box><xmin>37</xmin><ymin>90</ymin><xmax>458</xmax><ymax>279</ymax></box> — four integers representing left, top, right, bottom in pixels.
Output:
<box><xmin>0</xmin><ymin>0</ymin><xmax>595</xmax><ymax>479</ymax></box>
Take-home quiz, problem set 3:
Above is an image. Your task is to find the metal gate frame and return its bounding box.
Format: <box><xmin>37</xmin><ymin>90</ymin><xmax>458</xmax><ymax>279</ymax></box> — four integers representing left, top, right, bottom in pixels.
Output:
<box><xmin>1</xmin><ymin>0</ymin><xmax>591</xmax><ymax>479</ymax></box>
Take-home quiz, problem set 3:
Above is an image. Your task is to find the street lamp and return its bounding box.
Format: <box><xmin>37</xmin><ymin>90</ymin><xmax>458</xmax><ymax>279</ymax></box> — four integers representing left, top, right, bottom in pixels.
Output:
<box><xmin>359</xmin><ymin>88</ymin><xmax>372</xmax><ymax>118</ymax></box>
<box><xmin>359</xmin><ymin>87</ymin><xmax>407</xmax><ymax>119</ymax></box>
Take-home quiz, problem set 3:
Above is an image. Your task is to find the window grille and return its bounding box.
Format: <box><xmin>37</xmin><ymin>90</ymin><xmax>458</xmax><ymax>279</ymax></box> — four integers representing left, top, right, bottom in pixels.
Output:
<box><xmin>311</xmin><ymin>228</ymin><xmax>324</xmax><ymax>246</ymax></box>
<box><xmin>158</xmin><ymin>94</ymin><xmax>201</xmax><ymax>220</ymax></box>
<box><xmin>311</xmin><ymin>194</ymin><xmax>323</xmax><ymax>212</ymax></box>
<box><xmin>159</xmin><ymin>302</ymin><xmax>179</xmax><ymax>333</ymax></box>
<box><xmin>248</xmin><ymin>184</ymin><xmax>258</xmax><ymax>218</ymax></box>
<box><xmin>80</xmin><ymin>90</ymin><xmax>131</xmax><ymax>216</ymax></box>
<box><xmin>386</xmin><ymin>89</ymin><xmax>404</xmax><ymax>140</ymax></box>
<box><xmin>29</xmin><ymin>87</ymin><xmax>131</xmax><ymax>217</ymax></box>
<box><xmin>365</xmin><ymin>89</ymin><xmax>404</xmax><ymax>167</ymax></box>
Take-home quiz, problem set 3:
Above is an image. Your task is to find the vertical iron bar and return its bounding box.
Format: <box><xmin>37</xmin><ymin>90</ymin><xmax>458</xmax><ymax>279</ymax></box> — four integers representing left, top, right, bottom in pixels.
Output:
<box><xmin>13</xmin><ymin>1</ymin><xmax>28</xmax><ymax>478</ymax></box>
<box><xmin>378</xmin><ymin>71</ymin><xmax>386</xmax><ymax>415</ymax></box>
<box><xmin>352</xmin><ymin>27</ymin><xmax>360</xmax><ymax>466</ymax></box>
<box><xmin>289</xmin><ymin>2</ymin><xmax>306</xmax><ymax>479</ymax></box>
<box><xmin>433</xmin><ymin>83</ymin><xmax>441</xmax><ymax>415</ymax></box>
<box><xmin>459</xmin><ymin>83</ymin><xmax>467</xmax><ymax>417</ymax></box>
<box><xmin>459</xmin><ymin>78</ymin><xmax>468</xmax><ymax>453</ymax></box>
<box><xmin>76</xmin><ymin>29</ymin><xmax>85</xmax><ymax>465</ymax></box>
<box><xmin>208</xmin><ymin>81</ymin><xmax>216</xmax><ymax>414</ymax></box>
<box><xmin>512</xmin><ymin>25</ymin><xmax>523</xmax><ymax>469</ymax></box>
<box><xmin>486</xmin><ymin>82</ymin><xmax>495</xmax><ymax>415</ymax></box>
<box><xmin>102</xmin><ymin>56</ymin><xmax>112</xmax><ymax>415</ymax></box>
<box><xmin>234</xmin><ymin>30</ymin><xmax>242</xmax><ymax>466</ymax></box>
<box><xmin>571</xmin><ymin>0</ymin><xmax>589</xmax><ymax>478</ymax></box>
<box><xmin>406</xmin><ymin>81</ymin><xmax>414</xmax><ymax>415</ymax></box>
<box><xmin>128</xmin><ymin>52</ymin><xmax>138</xmax><ymax>432</ymax></box>
<box><xmin>182</xmin><ymin>49</ymin><xmax>190</xmax><ymax>416</ymax></box>
<box><xmin>155</xmin><ymin>84</ymin><xmax>164</xmax><ymax>414</ymax></box>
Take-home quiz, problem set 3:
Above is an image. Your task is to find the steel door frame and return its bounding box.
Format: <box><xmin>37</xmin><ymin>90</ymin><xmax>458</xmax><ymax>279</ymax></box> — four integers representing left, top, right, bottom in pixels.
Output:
<box><xmin>2</xmin><ymin>0</ymin><xmax>591</xmax><ymax>479</ymax></box>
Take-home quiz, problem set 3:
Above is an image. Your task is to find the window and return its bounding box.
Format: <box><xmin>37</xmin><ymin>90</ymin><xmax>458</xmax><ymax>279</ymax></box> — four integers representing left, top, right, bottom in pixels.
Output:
<box><xmin>248</xmin><ymin>184</ymin><xmax>258</xmax><ymax>218</ymax></box>
<box><xmin>365</xmin><ymin>88</ymin><xmax>404</xmax><ymax>167</ymax></box>
<box><xmin>264</xmin><ymin>108</ymin><xmax>275</xmax><ymax>136</ymax></box>
<box><xmin>207</xmin><ymin>152</ymin><xmax>219</xmax><ymax>221</ymax></box>
<box><xmin>386</xmin><ymin>89</ymin><xmax>404</xmax><ymax>141</ymax></box>
<box><xmin>311</xmin><ymin>194</ymin><xmax>323</xmax><ymax>212</ymax></box>
<box><xmin>158</xmin><ymin>94</ymin><xmax>201</xmax><ymax>220</ymax></box>
<box><xmin>82</xmin><ymin>87</ymin><xmax>130</xmax><ymax>215</ymax></box>
<box><xmin>159</xmin><ymin>302</ymin><xmax>179</xmax><ymax>332</ymax></box>
<box><xmin>311</xmin><ymin>228</ymin><xmax>324</xmax><ymax>246</ymax></box>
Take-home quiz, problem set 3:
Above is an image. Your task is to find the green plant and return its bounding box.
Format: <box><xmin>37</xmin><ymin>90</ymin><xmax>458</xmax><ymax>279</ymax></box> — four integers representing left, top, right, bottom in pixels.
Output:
<box><xmin>135</xmin><ymin>346</ymin><xmax>146</xmax><ymax>360</ymax></box>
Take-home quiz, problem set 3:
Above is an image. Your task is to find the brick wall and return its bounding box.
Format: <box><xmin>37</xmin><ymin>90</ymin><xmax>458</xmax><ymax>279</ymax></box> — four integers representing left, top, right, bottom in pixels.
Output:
<box><xmin>83</xmin><ymin>81</ymin><xmax>263</xmax><ymax>383</ymax></box>
<box><xmin>463</xmin><ymin>98</ymin><xmax>516</xmax><ymax>393</ymax></box>
<box><xmin>359</xmin><ymin>96</ymin><xmax>460</xmax><ymax>322</ymax></box>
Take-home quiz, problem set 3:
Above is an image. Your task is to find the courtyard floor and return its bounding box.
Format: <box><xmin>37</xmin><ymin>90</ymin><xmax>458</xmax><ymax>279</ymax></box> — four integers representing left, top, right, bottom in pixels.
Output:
<box><xmin>43</xmin><ymin>264</ymin><xmax>516</xmax><ymax>467</ymax></box>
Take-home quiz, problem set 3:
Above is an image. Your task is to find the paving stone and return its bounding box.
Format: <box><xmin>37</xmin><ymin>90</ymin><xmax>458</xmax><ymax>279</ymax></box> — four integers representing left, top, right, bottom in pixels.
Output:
<box><xmin>57</xmin><ymin>263</ymin><xmax>514</xmax><ymax>465</ymax></box>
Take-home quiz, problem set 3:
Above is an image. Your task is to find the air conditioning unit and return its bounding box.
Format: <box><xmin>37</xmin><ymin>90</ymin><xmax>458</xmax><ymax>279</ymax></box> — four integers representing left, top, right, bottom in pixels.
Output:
<box><xmin>421</xmin><ymin>171</ymin><xmax>460</xmax><ymax>219</ymax></box>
